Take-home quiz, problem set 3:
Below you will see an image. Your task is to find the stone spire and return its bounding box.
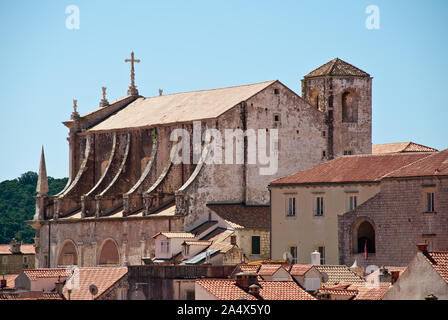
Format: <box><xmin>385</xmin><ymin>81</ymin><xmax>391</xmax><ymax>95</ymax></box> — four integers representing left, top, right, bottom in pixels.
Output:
<box><xmin>71</xmin><ymin>99</ymin><xmax>80</xmax><ymax>120</ymax></box>
<box><xmin>124</xmin><ymin>51</ymin><xmax>141</xmax><ymax>96</ymax></box>
<box><xmin>36</xmin><ymin>146</ymin><xmax>49</xmax><ymax>195</ymax></box>
<box><xmin>99</xmin><ymin>86</ymin><xmax>109</xmax><ymax>107</ymax></box>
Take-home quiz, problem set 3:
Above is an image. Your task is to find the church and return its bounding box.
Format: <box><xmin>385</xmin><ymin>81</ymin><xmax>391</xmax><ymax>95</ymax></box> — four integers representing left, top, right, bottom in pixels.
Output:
<box><xmin>29</xmin><ymin>54</ymin><xmax>372</xmax><ymax>268</ymax></box>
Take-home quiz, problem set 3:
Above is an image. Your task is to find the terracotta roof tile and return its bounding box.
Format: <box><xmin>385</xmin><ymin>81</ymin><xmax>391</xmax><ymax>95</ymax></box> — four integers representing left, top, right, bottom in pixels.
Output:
<box><xmin>23</xmin><ymin>268</ymin><xmax>72</xmax><ymax>281</ymax></box>
<box><xmin>258</xmin><ymin>264</ymin><xmax>283</xmax><ymax>276</ymax></box>
<box><xmin>270</xmin><ymin>153</ymin><xmax>431</xmax><ymax>185</ymax></box>
<box><xmin>315</xmin><ymin>265</ymin><xmax>365</xmax><ymax>286</ymax></box>
<box><xmin>196</xmin><ymin>279</ymin><xmax>316</xmax><ymax>300</ymax></box>
<box><xmin>317</xmin><ymin>288</ymin><xmax>358</xmax><ymax>298</ymax></box>
<box><xmin>153</xmin><ymin>232</ymin><xmax>196</xmax><ymax>239</ymax></box>
<box><xmin>0</xmin><ymin>244</ymin><xmax>35</xmax><ymax>255</ymax></box>
<box><xmin>349</xmin><ymin>282</ymin><xmax>391</xmax><ymax>300</ymax></box>
<box><xmin>384</xmin><ymin>149</ymin><xmax>448</xmax><ymax>179</ymax></box>
<box><xmin>289</xmin><ymin>264</ymin><xmax>313</xmax><ymax>276</ymax></box>
<box><xmin>231</xmin><ymin>264</ymin><xmax>263</xmax><ymax>281</ymax></box>
<box><xmin>373</xmin><ymin>142</ymin><xmax>438</xmax><ymax>154</ymax></box>
<box><xmin>207</xmin><ymin>203</ymin><xmax>270</xmax><ymax>230</ymax></box>
<box><xmin>0</xmin><ymin>291</ymin><xmax>63</xmax><ymax>300</ymax></box>
<box><xmin>62</xmin><ymin>267</ymin><xmax>128</xmax><ymax>300</ymax></box>
<box><xmin>423</xmin><ymin>251</ymin><xmax>448</xmax><ymax>283</ymax></box>
<box><xmin>183</xmin><ymin>240</ymin><xmax>212</xmax><ymax>246</ymax></box>
<box><xmin>89</xmin><ymin>80</ymin><xmax>276</xmax><ymax>132</ymax></box>
<box><xmin>189</xmin><ymin>221</ymin><xmax>218</xmax><ymax>236</ymax></box>
<box><xmin>385</xmin><ymin>266</ymin><xmax>407</xmax><ymax>276</ymax></box>
<box><xmin>305</xmin><ymin>58</ymin><xmax>370</xmax><ymax>78</ymax></box>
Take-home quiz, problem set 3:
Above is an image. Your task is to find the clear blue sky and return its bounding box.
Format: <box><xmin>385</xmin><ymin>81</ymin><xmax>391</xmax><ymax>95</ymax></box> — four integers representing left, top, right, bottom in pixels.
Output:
<box><xmin>0</xmin><ymin>0</ymin><xmax>447</xmax><ymax>181</ymax></box>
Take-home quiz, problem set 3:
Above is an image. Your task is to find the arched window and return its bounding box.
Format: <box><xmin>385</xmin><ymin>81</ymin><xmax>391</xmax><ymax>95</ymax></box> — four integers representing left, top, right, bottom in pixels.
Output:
<box><xmin>356</xmin><ymin>221</ymin><xmax>375</xmax><ymax>253</ymax></box>
<box><xmin>99</xmin><ymin>239</ymin><xmax>120</xmax><ymax>265</ymax></box>
<box><xmin>310</xmin><ymin>90</ymin><xmax>319</xmax><ymax>109</ymax></box>
<box><xmin>58</xmin><ymin>240</ymin><xmax>78</xmax><ymax>266</ymax></box>
<box><xmin>342</xmin><ymin>91</ymin><xmax>358</xmax><ymax>123</ymax></box>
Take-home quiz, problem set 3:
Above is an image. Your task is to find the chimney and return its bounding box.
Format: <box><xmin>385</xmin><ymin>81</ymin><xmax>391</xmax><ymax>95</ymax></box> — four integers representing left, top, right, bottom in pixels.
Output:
<box><xmin>235</xmin><ymin>272</ymin><xmax>258</xmax><ymax>291</ymax></box>
<box><xmin>416</xmin><ymin>243</ymin><xmax>428</xmax><ymax>252</ymax></box>
<box><xmin>248</xmin><ymin>284</ymin><xmax>261</xmax><ymax>298</ymax></box>
<box><xmin>311</xmin><ymin>250</ymin><xmax>321</xmax><ymax>265</ymax></box>
<box><xmin>55</xmin><ymin>276</ymin><xmax>64</xmax><ymax>295</ymax></box>
<box><xmin>0</xmin><ymin>275</ymin><xmax>6</xmax><ymax>289</ymax></box>
<box><xmin>230</xmin><ymin>235</ymin><xmax>237</xmax><ymax>245</ymax></box>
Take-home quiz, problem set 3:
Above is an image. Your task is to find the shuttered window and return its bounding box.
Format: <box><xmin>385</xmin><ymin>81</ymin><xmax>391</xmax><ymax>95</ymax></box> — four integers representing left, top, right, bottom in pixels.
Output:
<box><xmin>252</xmin><ymin>236</ymin><xmax>260</xmax><ymax>255</ymax></box>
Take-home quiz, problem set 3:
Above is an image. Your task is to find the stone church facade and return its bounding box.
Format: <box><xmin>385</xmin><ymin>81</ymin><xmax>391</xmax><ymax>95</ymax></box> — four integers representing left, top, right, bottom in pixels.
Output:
<box><xmin>29</xmin><ymin>56</ymin><xmax>372</xmax><ymax>268</ymax></box>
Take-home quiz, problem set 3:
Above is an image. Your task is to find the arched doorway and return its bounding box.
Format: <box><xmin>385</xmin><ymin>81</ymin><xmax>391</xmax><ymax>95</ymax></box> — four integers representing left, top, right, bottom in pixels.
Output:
<box><xmin>58</xmin><ymin>240</ymin><xmax>78</xmax><ymax>266</ymax></box>
<box><xmin>355</xmin><ymin>221</ymin><xmax>376</xmax><ymax>254</ymax></box>
<box><xmin>99</xmin><ymin>239</ymin><xmax>120</xmax><ymax>265</ymax></box>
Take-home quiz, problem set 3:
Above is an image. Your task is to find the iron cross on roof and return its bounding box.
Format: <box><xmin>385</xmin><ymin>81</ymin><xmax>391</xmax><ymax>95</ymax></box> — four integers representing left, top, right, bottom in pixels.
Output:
<box><xmin>125</xmin><ymin>51</ymin><xmax>141</xmax><ymax>96</ymax></box>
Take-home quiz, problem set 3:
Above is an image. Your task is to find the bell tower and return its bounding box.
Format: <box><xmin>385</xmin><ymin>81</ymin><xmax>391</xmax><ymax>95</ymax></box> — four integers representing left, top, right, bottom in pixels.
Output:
<box><xmin>301</xmin><ymin>58</ymin><xmax>372</xmax><ymax>159</ymax></box>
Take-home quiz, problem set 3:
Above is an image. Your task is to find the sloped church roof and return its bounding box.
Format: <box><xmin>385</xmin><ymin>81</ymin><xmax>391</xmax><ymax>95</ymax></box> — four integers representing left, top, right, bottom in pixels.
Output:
<box><xmin>88</xmin><ymin>80</ymin><xmax>276</xmax><ymax>132</ymax></box>
<box><xmin>305</xmin><ymin>58</ymin><xmax>370</xmax><ymax>78</ymax></box>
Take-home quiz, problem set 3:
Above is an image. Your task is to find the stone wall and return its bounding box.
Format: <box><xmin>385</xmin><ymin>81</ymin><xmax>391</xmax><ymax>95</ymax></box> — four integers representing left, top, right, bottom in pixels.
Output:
<box><xmin>36</xmin><ymin>216</ymin><xmax>184</xmax><ymax>268</ymax></box>
<box><xmin>338</xmin><ymin>177</ymin><xmax>448</xmax><ymax>267</ymax></box>
<box><xmin>0</xmin><ymin>254</ymin><xmax>35</xmax><ymax>274</ymax></box>
<box><xmin>302</xmin><ymin>76</ymin><xmax>372</xmax><ymax>158</ymax></box>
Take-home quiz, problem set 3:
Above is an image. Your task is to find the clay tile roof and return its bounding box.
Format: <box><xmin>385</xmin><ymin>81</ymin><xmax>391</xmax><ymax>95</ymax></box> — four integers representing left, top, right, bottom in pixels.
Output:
<box><xmin>206</xmin><ymin>203</ymin><xmax>270</xmax><ymax>230</ymax></box>
<box><xmin>314</xmin><ymin>265</ymin><xmax>365</xmax><ymax>286</ymax></box>
<box><xmin>196</xmin><ymin>279</ymin><xmax>257</xmax><ymax>300</ymax></box>
<box><xmin>231</xmin><ymin>264</ymin><xmax>263</xmax><ymax>281</ymax></box>
<box><xmin>23</xmin><ymin>268</ymin><xmax>72</xmax><ymax>281</ymax></box>
<box><xmin>385</xmin><ymin>266</ymin><xmax>407</xmax><ymax>276</ymax></box>
<box><xmin>62</xmin><ymin>267</ymin><xmax>128</xmax><ymax>300</ymax></box>
<box><xmin>0</xmin><ymin>244</ymin><xmax>35</xmax><ymax>255</ymax></box>
<box><xmin>258</xmin><ymin>264</ymin><xmax>284</xmax><ymax>276</ymax></box>
<box><xmin>304</xmin><ymin>58</ymin><xmax>370</xmax><ymax>78</ymax></box>
<box><xmin>89</xmin><ymin>80</ymin><xmax>276</xmax><ymax>133</ymax></box>
<box><xmin>235</xmin><ymin>264</ymin><xmax>260</xmax><ymax>274</ymax></box>
<box><xmin>196</xmin><ymin>279</ymin><xmax>316</xmax><ymax>300</ymax></box>
<box><xmin>153</xmin><ymin>232</ymin><xmax>196</xmax><ymax>239</ymax></box>
<box><xmin>384</xmin><ymin>149</ymin><xmax>448</xmax><ymax>179</ymax></box>
<box><xmin>318</xmin><ymin>288</ymin><xmax>358</xmax><ymax>298</ymax></box>
<box><xmin>183</xmin><ymin>240</ymin><xmax>212</xmax><ymax>246</ymax></box>
<box><xmin>189</xmin><ymin>221</ymin><xmax>218</xmax><ymax>236</ymax></box>
<box><xmin>289</xmin><ymin>264</ymin><xmax>314</xmax><ymax>276</ymax></box>
<box><xmin>423</xmin><ymin>251</ymin><xmax>448</xmax><ymax>283</ymax></box>
<box><xmin>349</xmin><ymin>282</ymin><xmax>391</xmax><ymax>300</ymax></box>
<box><xmin>270</xmin><ymin>153</ymin><xmax>432</xmax><ymax>185</ymax></box>
<box><xmin>372</xmin><ymin>142</ymin><xmax>438</xmax><ymax>154</ymax></box>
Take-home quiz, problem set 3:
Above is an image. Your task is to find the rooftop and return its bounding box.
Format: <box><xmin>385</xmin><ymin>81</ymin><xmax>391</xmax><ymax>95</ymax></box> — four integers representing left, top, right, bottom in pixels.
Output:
<box><xmin>384</xmin><ymin>149</ymin><xmax>448</xmax><ymax>179</ymax></box>
<box><xmin>88</xmin><ymin>80</ymin><xmax>277</xmax><ymax>133</ymax></box>
<box><xmin>62</xmin><ymin>267</ymin><xmax>128</xmax><ymax>300</ymax></box>
<box><xmin>23</xmin><ymin>268</ymin><xmax>72</xmax><ymax>281</ymax></box>
<box><xmin>0</xmin><ymin>244</ymin><xmax>35</xmax><ymax>255</ymax></box>
<box><xmin>349</xmin><ymin>282</ymin><xmax>391</xmax><ymax>300</ymax></box>
<box><xmin>372</xmin><ymin>142</ymin><xmax>438</xmax><ymax>154</ymax></box>
<box><xmin>207</xmin><ymin>203</ymin><xmax>270</xmax><ymax>230</ymax></box>
<box><xmin>314</xmin><ymin>265</ymin><xmax>365</xmax><ymax>286</ymax></box>
<box><xmin>152</xmin><ymin>232</ymin><xmax>196</xmax><ymax>239</ymax></box>
<box><xmin>196</xmin><ymin>279</ymin><xmax>316</xmax><ymax>300</ymax></box>
<box><xmin>258</xmin><ymin>264</ymin><xmax>285</xmax><ymax>277</ymax></box>
<box><xmin>289</xmin><ymin>264</ymin><xmax>314</xmax><ymax>276</ymax></box>
<box><xmin>422</xmin><ymin>251</ymin><xmax>448</xmax><ymax>284</ymax></box>
<box><xmin>270</xmin><ymin>153</ymin><xmax>431</xmax><ymax>186</ymax></box>
<box><xmin>304</xmin><ymin>58</ymin><xmax>370</xmax><ymax>78</ymax></box>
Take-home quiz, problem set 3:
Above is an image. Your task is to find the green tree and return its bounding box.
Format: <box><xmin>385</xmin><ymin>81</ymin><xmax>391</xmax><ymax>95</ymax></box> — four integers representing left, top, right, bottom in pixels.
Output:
<box><xmin>0</xmin><ymin>172</ymin><xmax>68</xmax><ymax>244</ymax></box>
